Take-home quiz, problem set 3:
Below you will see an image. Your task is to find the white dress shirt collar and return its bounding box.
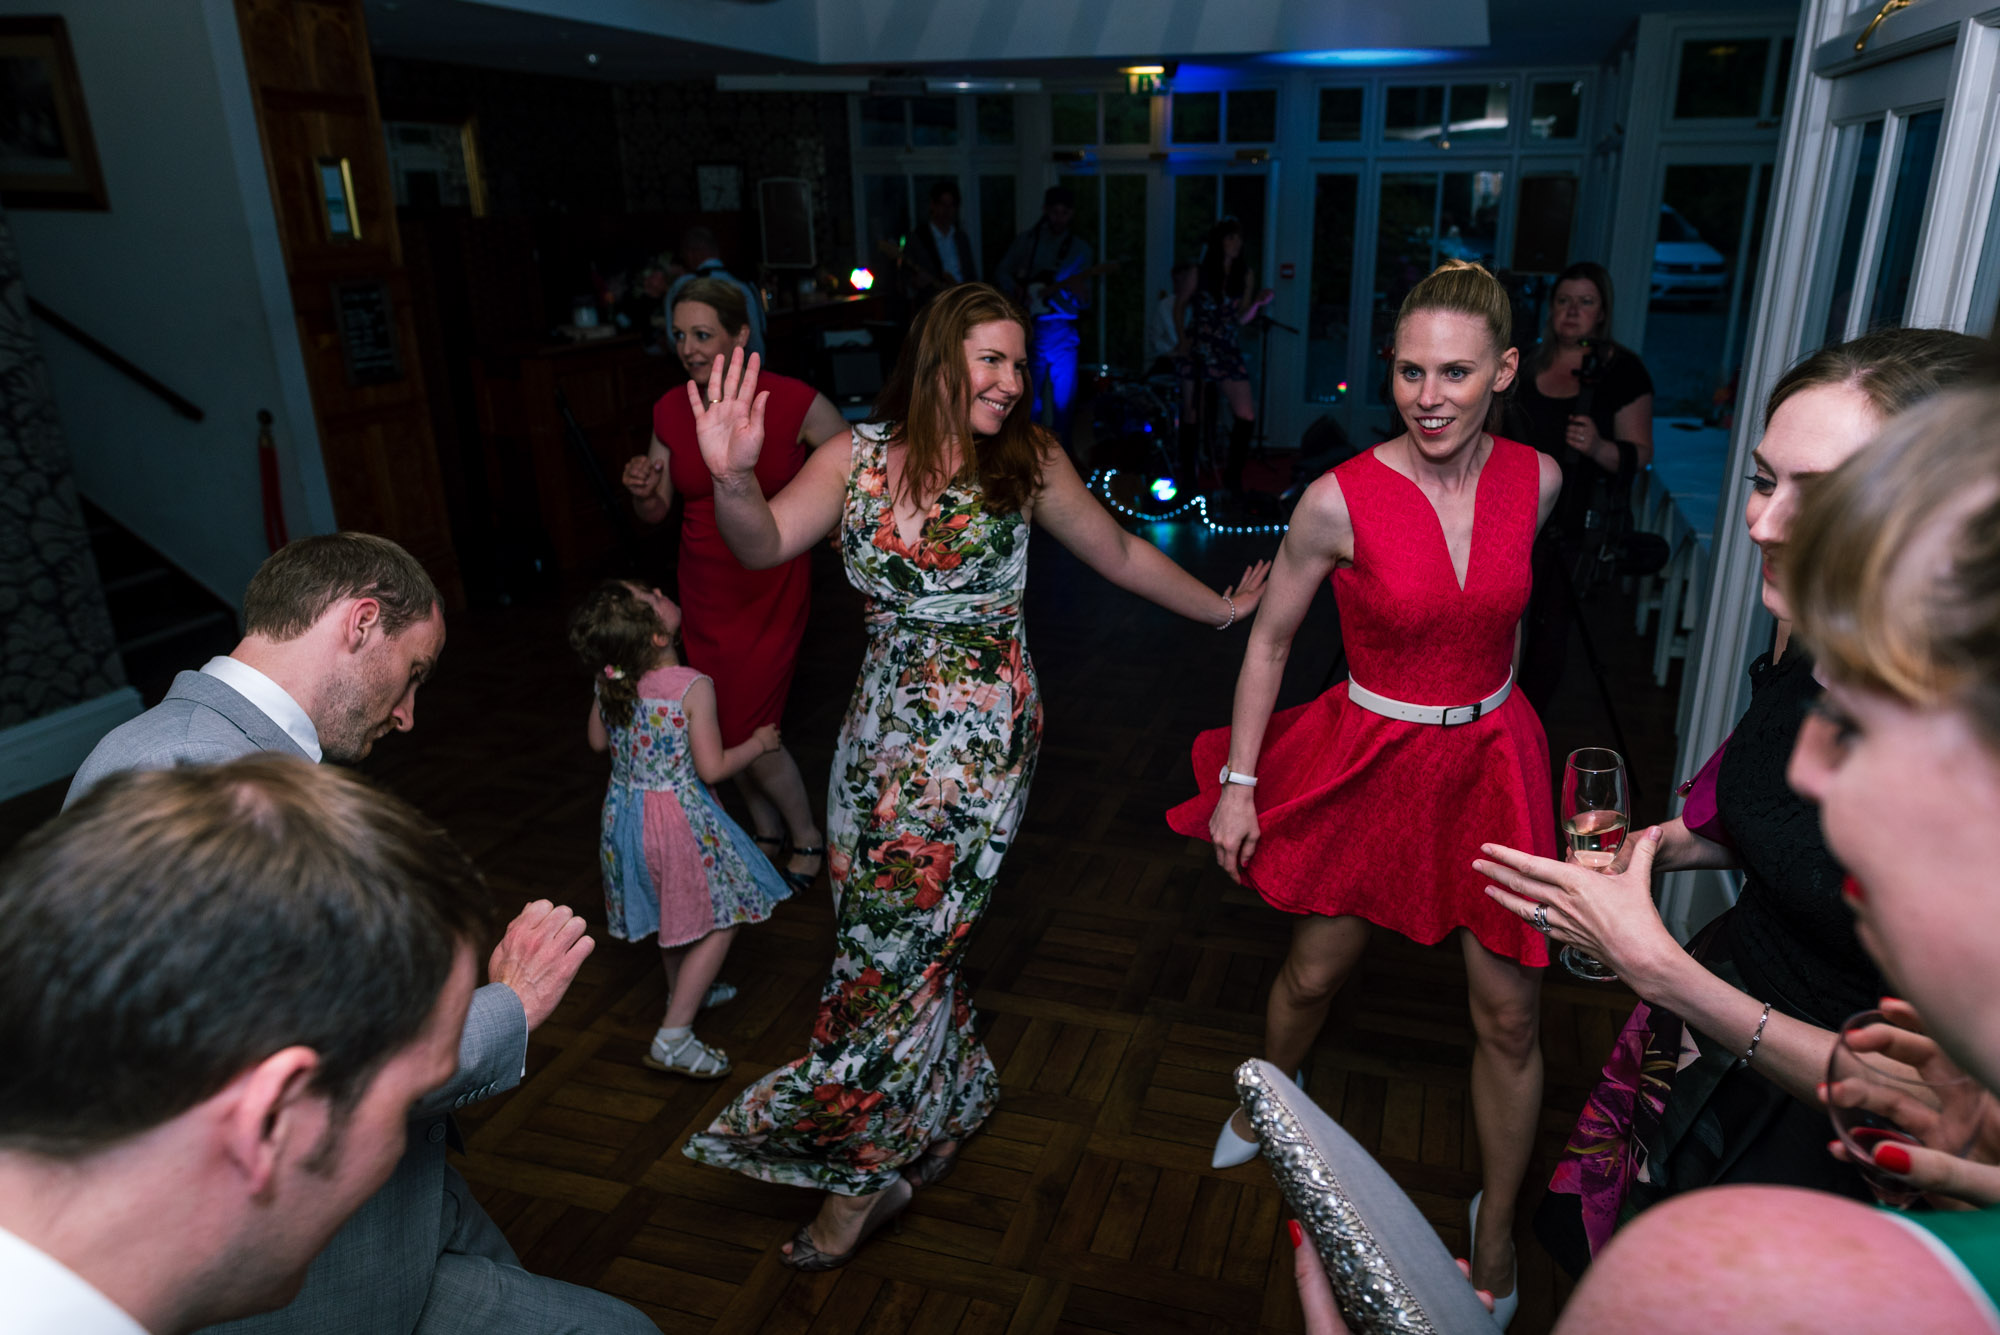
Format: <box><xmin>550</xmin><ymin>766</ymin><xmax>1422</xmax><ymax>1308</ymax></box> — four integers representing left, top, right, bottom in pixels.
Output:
<box><xmin>0</xmin><ymin>1226</ymin><xmax>150</xmax><ymax>1335</ymax></box>
<box><xmin>200</xmin><ymin>656</ymin><xmax>322</xmax><ymax>762</ymax></box>
<box><xmin>930</xmin><ymin>221</ymin><xmax>964</xmax><ymax>282</ymax></box>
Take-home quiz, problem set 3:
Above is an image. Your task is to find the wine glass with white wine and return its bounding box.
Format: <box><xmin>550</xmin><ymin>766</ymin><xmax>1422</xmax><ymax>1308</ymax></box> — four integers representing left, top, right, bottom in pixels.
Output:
<box><xmin>1559</xmin><ymin>747</ymin><xmax>1628</xmax><ymax>982</ymax></box>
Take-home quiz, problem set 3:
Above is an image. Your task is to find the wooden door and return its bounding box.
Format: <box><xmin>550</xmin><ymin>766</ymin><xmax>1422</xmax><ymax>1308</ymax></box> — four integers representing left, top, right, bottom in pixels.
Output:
<box><xmin>234</xmin><ymin>0</ymin><xmax>465</xmax><ymax>603</ymax></box>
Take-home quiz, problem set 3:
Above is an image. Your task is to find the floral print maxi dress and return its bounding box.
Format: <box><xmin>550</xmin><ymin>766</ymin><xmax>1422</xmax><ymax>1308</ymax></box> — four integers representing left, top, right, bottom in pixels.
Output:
<box><xmin>684</xmin><ymin>421</ymin><xmax>1043</xmax><ymax>1195</ymax></box>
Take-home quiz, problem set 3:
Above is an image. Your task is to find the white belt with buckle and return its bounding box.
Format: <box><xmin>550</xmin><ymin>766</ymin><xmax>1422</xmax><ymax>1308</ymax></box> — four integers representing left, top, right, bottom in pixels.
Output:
<box><xmin>1347</xmin><ymin>670</ymin><xmax>1513</xmax><ymax>727</ymax></box>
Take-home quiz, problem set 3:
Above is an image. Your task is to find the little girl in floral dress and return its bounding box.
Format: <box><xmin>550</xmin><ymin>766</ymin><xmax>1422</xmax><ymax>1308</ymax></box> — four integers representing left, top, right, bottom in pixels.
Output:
<box><xmin>570</xmin><ymin>580</ymin><xmax>792</xmax><ymax>1078</ymax></box>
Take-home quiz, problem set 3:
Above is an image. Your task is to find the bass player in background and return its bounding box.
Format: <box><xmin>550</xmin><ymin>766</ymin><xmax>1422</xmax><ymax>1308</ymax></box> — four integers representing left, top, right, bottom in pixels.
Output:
<box><xmin>999</xmin><ymin>185</ymin><xmax>1111</xmax><ymax>452</ymax></box>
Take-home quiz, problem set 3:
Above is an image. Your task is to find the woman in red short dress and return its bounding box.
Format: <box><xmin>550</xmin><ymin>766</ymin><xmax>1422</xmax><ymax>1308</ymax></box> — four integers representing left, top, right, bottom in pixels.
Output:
<box><xmin>625</xmin><ymin>277</ymin><xmax>850</xmax><ymax>892</ymax></box>
<box><xmin>1168</xmin><ymin>261</ymin><xmax>1560</xmax><ymax>1329</ymax></box>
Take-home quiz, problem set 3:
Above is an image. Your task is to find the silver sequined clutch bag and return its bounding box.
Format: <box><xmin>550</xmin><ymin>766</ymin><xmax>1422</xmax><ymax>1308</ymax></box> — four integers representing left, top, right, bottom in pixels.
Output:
<box><xmin>1235</xmin><ymin>1059</ymin><xmax>1497</xmax><ymax>1334</ymax></box>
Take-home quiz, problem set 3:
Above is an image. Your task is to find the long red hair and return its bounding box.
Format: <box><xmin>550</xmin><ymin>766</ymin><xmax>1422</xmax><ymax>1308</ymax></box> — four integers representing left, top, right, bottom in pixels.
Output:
<box><xmin>868</xmin><ymin>282</ymin><xmax>1049</xmax><ymax>513</ymax></box>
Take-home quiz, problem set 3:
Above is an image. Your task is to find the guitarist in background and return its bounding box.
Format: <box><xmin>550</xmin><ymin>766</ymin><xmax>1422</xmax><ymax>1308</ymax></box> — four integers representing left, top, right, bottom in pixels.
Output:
<box><xmin>899</xmin><ymin>180</ymin><xmax>978</xmax><ymax>310</ymax></box>
<box><xmin>999</xmin><ymin>185</ymin><xmax>1096</xmax><ymax>451</ymax></box>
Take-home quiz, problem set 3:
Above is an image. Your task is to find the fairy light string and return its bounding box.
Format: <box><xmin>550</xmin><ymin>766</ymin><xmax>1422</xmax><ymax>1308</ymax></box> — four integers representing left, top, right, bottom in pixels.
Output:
<box><xmin>1087</xmin><ymin>469</ymin><xmax>1290</xmax><ymax>537</ymax></box>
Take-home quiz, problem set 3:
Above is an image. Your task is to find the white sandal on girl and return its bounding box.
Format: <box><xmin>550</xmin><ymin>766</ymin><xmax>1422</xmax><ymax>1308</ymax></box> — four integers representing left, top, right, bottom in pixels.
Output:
<box><xmin>644</xmin><ymin>1030</ymin><xmax>733</xmax><ymax>1079</ymax></box>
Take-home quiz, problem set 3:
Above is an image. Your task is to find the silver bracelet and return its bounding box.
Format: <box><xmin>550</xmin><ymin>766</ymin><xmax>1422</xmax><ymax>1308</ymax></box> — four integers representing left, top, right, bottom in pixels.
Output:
<box><xmin>1216</xmin><ymin>594</ymin><xmax>1236</xmax><ymax>631</ymax></box>
<box><xmin>1738</xmin><ymin>1002</ymin><xmax>1772</xmax><ymax>1068</ymax></box>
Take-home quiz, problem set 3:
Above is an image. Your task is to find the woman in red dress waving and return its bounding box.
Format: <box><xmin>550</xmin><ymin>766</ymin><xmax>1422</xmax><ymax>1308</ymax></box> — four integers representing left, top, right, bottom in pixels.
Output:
<box><xmin>625</xmin><ymin>278</ymin><xmax>851</xmax><ymax>893</ymax></box>
<box><xmin>1168</xmin><ymin>260</ymin><xmax>1560</xmax><ymax>1329</ymax></box>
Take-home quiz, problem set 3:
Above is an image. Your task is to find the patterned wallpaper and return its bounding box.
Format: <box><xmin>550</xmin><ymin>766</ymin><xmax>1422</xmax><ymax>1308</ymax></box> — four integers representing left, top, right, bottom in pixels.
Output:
<box><xmin>0</xmin><ymin>209</ymin><xmax>126</xmax><ymax>729</ymax></box>
<box><xmin>613</xmin><ymin>83</ymin><xmax>852</xmax><ymax>270</ymax></box>
<box><xmin>373</xmin><ymin>57</ymin><xmax>628</xmax><ymax>216</ymax></box>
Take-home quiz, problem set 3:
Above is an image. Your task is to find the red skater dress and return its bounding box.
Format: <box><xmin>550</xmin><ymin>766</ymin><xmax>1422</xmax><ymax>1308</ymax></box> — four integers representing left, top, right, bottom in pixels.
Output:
<box><xmin>1168</xmin><ymin>437</ymin><xmax>1556</xmax><ymax>966</ymax></box>
<box><xmin>655</xmin><ymin>371</ymin><xmax>821</xmax><ymax>747</ymax></box>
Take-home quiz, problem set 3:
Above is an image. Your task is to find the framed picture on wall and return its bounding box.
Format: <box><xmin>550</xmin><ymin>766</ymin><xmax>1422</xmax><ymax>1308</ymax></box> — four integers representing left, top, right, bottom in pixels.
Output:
<box><xmin>0</xmin><ymin>17</ymin><xmax>106</xmax><ymax>211</ymax></box>
<box><xmin>697</xmin><ymin>162</ymin><xmax>743</xmax><ymax>212</ymax></box>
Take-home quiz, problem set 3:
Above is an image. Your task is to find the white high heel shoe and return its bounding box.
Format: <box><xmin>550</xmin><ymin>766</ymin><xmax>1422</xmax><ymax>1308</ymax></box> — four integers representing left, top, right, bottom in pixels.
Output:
<box><xmin>1467</xmin><ymin>1190</ymin><xmax>1519</xmax><ymax>1331</ymax></box>
<box><xmin>1211</xmin><ymin>1113</ymin><xmax>1260</xmax><ymax>1168</ymax></box>
<box><xmin>1213</xmin><ymin>1068</ymin><xmax>1307</xmax><ymax>1169</ymax></box>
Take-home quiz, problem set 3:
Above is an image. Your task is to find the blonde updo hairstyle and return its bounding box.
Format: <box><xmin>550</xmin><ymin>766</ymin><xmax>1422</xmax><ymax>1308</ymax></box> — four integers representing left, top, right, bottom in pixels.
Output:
<box><xmin>1787</xmin><ymin>385</ymin><xmax>2000</xmax><ymax>747</ymax></box>
<box><xmin>1395</xmin><ymin>259</ymin><xmax>1512</xmax><ymax>358</ymax></box>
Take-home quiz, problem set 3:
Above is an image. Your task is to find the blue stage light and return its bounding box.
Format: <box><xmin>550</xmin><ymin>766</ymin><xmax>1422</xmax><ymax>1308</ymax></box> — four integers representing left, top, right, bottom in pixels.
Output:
<box><xmin>1273</xmin><ymin>49</ymin><xmax>1460</xmax><ymax>66</ymax></box>
<box><xmin>1151</xmin><ymin>477</ymin><xmax>1178</xmax><ymax>502</ymax></box>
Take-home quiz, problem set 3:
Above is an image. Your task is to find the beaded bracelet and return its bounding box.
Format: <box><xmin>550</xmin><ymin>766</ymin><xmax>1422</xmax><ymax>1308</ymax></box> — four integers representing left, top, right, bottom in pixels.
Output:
<box><xmin>1738</xmin><ymin>1002</ymin><xmax>1772</xmax><ymax>1068</ymax></box>
<box><xmin>1216</xmin><ymin>594</ymin><xmax>1236</xmax><ymax>631</ymax></box>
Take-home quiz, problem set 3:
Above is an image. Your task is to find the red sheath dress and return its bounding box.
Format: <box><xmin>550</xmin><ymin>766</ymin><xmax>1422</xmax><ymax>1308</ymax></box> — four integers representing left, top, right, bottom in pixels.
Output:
<box><xmin>1167</xmin><ymin>438</ymin><xmax>1556</xmax><ymax>966</ymax></box>
<box><xmin>654</xmin><ymin>371</ymin><xmax>820</xmax><ymax>748</ymax></box>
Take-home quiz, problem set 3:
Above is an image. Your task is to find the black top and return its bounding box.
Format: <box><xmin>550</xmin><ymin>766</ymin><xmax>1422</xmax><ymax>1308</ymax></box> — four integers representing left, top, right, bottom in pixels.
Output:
<box><xmin>1509</xmin><ymin>344</ymin><xmax>1653</xmax><ymax>535</ymax></box>
<box><xmin>1713</xmin><ymin>644</ymin><xmax>1885</xmax><ymax>1028</ymax></box>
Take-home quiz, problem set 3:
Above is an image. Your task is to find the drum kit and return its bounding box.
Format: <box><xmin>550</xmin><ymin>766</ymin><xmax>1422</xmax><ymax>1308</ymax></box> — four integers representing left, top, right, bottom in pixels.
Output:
<box><xmin>1079</xmin><ymin>360</ymin><xmax>1209</xmax><ymax>513</ymax></box>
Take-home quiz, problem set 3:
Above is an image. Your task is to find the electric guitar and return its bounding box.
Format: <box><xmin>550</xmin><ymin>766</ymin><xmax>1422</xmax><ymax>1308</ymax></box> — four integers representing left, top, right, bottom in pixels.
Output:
<box><xmin>1022</xmin><ymin>261</ymin><xmax>1120</xmax><ymax>318</ymax></box>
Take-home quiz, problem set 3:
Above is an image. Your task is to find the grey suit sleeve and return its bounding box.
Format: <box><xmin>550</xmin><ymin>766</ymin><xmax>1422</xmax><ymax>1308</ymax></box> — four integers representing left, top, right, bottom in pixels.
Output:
<box><xmin>413</xmin><ymin>983</ymin><xmax>528</xmax><ymax>1118</ymax></box>
<box><xmin>65</xmin><ymin>739</ymin><xmax>244</xmax><ymax>809</ymax></box>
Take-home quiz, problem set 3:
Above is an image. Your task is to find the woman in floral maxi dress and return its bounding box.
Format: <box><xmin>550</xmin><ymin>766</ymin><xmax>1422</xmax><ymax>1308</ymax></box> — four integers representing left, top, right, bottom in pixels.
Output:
<box><xmin>681</xmin><ymin>283</ymin><xmax>1269</xmax><ymax>1269</ymax></box>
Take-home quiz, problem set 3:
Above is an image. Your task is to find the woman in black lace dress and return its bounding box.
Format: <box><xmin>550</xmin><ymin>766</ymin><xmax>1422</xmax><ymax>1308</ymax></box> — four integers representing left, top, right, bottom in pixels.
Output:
<box><xmin>1475</xmin><ymin>327</ymin><xmax>1983</xmax><ymax>1275</ymax></box>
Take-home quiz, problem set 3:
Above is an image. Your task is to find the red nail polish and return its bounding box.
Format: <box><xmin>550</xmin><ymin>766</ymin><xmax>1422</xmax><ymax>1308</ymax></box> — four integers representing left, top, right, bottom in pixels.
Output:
<box><xmin>1874</xmin><ymin>1143</ymin><xmax>1913</xmax><ymax>1174</ymax></box>
<box><xmin>1288</xmin><ymin>1219</ymin><xmax>1305</xmax><ymax>1249</ymax></box>
<box><xmin>1842</xmin><ymin>875</ymin><xmax>1866</xmax><ymax>904</ymax></box>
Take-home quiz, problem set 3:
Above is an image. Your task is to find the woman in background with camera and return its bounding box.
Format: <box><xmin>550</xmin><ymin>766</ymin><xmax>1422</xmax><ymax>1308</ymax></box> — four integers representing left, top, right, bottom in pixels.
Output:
<box><xmin>1510</xmin><ymin>262</ymin><xmax>1654</xmax><ymax>713</ymax></box>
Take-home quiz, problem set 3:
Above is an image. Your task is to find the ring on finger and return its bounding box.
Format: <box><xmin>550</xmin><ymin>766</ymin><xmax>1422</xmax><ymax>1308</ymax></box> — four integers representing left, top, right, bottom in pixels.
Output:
<box><xmin>1531</xmin><ymin>904</ymin><xmax>1550</xmax><ymax>934</ymax></box>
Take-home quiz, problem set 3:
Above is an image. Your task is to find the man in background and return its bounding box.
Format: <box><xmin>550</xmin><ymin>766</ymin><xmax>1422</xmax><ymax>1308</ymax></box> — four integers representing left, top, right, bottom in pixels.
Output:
<box><xmin>900</xmin><ymin>179</ymin><xmax>977</xmax><ymax>310</ymax></box>
<box><xmin>666</xmin><ymin>226</ymin><xmax>766</xmax><ymax>358</ymax></box>
<box><xmin>999</xmin><ymin>185</ymin><xmax>1098</xmax><ymax>450</ymax></box>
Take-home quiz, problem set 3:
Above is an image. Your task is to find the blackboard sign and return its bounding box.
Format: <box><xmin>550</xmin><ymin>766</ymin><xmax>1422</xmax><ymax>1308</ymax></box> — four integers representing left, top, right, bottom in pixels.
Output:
<box><xmin>758</xmin><ymin>177</ymin><xmax>815</xmax><ymax>269</ymax></box>
<box><xmin>332</xmin><ymin>280</ymin><xmax>404</xmax><ymax>386</ymax></box>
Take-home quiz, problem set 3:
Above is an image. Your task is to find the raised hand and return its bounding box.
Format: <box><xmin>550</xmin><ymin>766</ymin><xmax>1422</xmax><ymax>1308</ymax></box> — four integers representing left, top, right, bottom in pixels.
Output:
<box><xmin>1222</xmin><ymin>560</ymin><xmax>1273</xmax><ymax>623</ymax></box>
<box><xmin>487</xmin><ymin>899</ymin><xmax>595</xmax><ymax>1032</ymax></box>
<box><xmin>622</xmin><ymin>454</ymin><xmax>665</xmax><ymax>499</ymax></box>
<box><xmin>689</xmin><ymin>347</ymin><xmax>771</xmax><ymax>482</ymax></box>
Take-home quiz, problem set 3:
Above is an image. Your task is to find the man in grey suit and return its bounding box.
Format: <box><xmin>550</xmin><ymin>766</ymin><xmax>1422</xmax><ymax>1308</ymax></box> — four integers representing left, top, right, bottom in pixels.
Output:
<box><xmin>2</xmin><ymin>758</ymin><xmax>487</xmax><ymax>1335</ymax></box>
<box><xmin>67</xmin><ymin>534</ymin><xmax>655</xmax><ymax>1335</ymax></box>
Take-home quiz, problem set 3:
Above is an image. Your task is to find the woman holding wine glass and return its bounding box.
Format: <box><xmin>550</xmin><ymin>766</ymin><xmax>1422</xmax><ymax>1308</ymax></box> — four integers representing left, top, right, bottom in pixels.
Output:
<box><xmin>1169</xmin><ymin>260</ymin><xmax>1563</xmax><ymax>1327</ymax></box>
<box><xmin>1475</xmin><ymin>327</ymin><xmax>1983</xmax><ymax>1273</ymax></box>
<box><xmin>1548</xmin><ymin>381</ymin><xmax>2000</xmax><ymax>1333</ymax></box>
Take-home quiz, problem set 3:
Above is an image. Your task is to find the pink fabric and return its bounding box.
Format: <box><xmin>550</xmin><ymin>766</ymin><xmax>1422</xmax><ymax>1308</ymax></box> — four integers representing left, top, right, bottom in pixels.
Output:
<box><xmin>1547</xmin><ymin>1000</ymin><xmax>1664</xmax><ymax>1254</ymax></box>
<box><xmin>1677</xmin><ymin>734</ymin><xmax>1734</xmax><ymax>849</ymax></box>
<box><xmin>1168</xmin><ymin>439</ymin><xmax>1557</xmax><ymax>966</ymax></box>
<box><xmin>634</xmin><ymin>665</ymin><xmax>720</xmax><ymax>947</ymax></box>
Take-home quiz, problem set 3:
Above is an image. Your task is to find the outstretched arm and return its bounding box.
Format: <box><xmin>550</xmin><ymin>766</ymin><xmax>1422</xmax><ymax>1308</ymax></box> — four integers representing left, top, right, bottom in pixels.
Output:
<box><xmin>681</xmin><ymin>676</ymin><xmax>781</xmax><ymax>783</ymax></box>
<box><xmin>1477</xmin><ymin>827</ymin><xmax>1830</xmax><ymax>1106</ymax></box>
<box><xmin>1208</xmin><ymin>473</ymin><xmax>1352</xmax><ymax>881</ymax></box>
<box><xmin>1030</xmin><ymin>444</ymin><xmax>1269</xmax><ymax>625</ymax></box>
<box><xmin>696</xmin><ymin>349</ymin><xmax>851</xmax><ymax>569</ymax></box>
<box><xmin>799</xmin><ymin>392</ymin><xmax>850</xmax><ymax>448</ymax></box>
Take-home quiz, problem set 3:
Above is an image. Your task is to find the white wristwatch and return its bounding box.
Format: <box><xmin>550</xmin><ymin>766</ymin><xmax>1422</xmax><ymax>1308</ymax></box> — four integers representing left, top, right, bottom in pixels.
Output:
<box><xmin>1218</xmin><ymin>765</ymin><xmax>1258</xmax><ymax>788</ymax></box>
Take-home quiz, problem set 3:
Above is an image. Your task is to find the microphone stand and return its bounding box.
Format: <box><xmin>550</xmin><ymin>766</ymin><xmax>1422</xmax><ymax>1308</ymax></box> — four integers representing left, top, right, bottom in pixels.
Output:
<box><xmin>1249</xmin><ymin>312</ymin><xmax>1299</xmax><ymax>456</ymax></box>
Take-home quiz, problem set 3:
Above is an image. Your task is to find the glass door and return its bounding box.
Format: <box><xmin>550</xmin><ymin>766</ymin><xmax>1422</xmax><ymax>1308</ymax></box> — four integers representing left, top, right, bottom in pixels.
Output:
<box><xmin>1642</xmin><ymin>150</ymin><xmax>1776</xmax><ymax>419</ymax></box>
<box><xmin>1168</xmin><ymin>165</ymin><xmax>1275</xmax><ymax>385</ymax></box>
<box><xmin>1364</xmin><ymin>166</ymin><xmax>1509</xmax><ymax>415</ymax></box>
<box><xmin>1805</xmin><ymin>103</ymin><xmax>1946</xmax><ymax>342</ymax></box>
<box><xmin>1056</xmin><ymin>167</ymin><xmax>1153</xmax><ymax>372</ymax></box>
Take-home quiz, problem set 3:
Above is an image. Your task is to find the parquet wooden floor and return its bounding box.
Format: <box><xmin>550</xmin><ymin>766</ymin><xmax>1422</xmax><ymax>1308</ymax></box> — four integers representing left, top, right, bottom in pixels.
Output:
<box><xmin>1</xmin><ymin>496</ymin><xmax>1683</xmax><ymax>1334</ymax></box>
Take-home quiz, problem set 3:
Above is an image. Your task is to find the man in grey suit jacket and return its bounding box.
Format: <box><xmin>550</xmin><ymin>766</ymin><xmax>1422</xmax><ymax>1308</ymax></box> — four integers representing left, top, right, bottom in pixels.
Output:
<box><xmin>2</xmin><ymin>758</ymin><xmax>488</xmax><ymax>1335</ymax></box>
<box><xmin>67</xmin><ymin>534</ymin><xmax>654</xmax><ymax>1335</ymax></box>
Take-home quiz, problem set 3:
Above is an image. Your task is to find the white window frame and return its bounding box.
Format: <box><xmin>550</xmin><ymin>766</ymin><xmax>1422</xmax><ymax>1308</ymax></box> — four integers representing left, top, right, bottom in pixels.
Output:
<box><xmin>1664</xmin><ymin>0</ymin><xmax>2000</xmax><ymax>936</ymax></box>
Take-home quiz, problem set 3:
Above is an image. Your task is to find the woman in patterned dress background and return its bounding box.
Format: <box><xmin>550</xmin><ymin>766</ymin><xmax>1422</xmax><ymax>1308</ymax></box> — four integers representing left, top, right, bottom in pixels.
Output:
<box><xmin>682</xmin><ymin>284</ymin><xmax>1270</xmax><ymax>1269</ymax></box>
